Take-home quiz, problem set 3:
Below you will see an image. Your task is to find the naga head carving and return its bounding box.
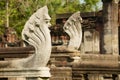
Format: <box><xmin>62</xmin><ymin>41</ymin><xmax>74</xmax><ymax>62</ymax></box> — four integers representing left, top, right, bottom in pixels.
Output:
<box><xmin>0</xmin><ymin>6</ymin><xmax>52</xmax><ymax>68</ymax></box>
<box><xmin>63</xmin><ymin>11</ymin><xmax>82</xmax><ymax>50</ymax></box>
<box><xmin>22</xmin><ymin>6</ymin><xmax>51</xmax><ymax>50</ymax></box>
<box><xmin>21</xmin><ymin>6</ymin><xmax>52</xmax><ymax>67</ymax></box>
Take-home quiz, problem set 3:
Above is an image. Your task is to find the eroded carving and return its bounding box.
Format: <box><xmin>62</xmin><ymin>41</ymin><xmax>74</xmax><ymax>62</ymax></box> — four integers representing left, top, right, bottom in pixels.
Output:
<box><xmin>52</xmin><ymin>11</ymin><xmax>82</xmax><ymax>53</ymax></box>
<box><xmin>0</xmin><ymin>6</ymin><xmax>51</xmax><ymax>68</ymax></box>
<box><xmin>63</xmin><ymin>11</ymin><xmax>82</xmax><ymax>50</ymax></box>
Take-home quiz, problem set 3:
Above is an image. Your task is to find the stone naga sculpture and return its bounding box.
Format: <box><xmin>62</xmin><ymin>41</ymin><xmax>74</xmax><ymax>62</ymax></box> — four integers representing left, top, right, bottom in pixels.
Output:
<box><xmin>0</xmin><ymin>6</ymin><xmax>51</xmax><ymax>68</ymax></box>
<box><xmin>63</xmin><ymin>11</ymin><xmax>82</xmax><ymax>50</ymax></box>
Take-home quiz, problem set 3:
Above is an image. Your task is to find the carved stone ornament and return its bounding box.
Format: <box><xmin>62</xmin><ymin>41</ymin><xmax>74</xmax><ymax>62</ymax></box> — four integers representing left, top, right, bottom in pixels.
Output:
<box><xmin>63</xmin><ymin>11</ymin><xmax>82</xmax><ymax>50</ymax></box>
<box><xmin>0</xmin><ymin>6</ymin><xmax>52</xmax><ymax>68</ymax></box>
<box><xmin>52</xmin><ymin>11</ymin><xmax>82</xmax><ymax>55</ymax></box>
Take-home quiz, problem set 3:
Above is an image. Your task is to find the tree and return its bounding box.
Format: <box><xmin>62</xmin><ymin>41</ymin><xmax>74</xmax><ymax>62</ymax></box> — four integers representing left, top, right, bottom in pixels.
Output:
<box><xmin>0</xmin><ymin>0</ymin><xmax>6</xmax><ymax>35</ymax></box>
<box><xmin>79</xmin><ymin>0</ymin><xmax>102</xmax><ymax>12</ymax></box>
<box><xmin>0</xmin><ymin>0</ymin><xmax>47</xmax><ymax>36</ymax></box>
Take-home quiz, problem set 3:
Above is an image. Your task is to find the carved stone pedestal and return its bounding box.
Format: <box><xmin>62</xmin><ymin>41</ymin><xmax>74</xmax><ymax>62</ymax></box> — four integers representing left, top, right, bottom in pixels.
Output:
<box><xmin>0</xmin><ymin>67</ymin><xmax>51</xmax><ymax>80</ymax></box>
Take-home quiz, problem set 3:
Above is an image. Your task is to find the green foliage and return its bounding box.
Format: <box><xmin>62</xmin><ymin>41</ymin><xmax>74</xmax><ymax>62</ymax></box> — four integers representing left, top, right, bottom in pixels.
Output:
<box><xmin>0</xmin><ymin>0</ymin><xmax>6</xmax><ymax>35</ymax></box>
<box><xmin>79</xmin><ymin>0</ymin><xmax>101</xmax><ymax>12</ymax></box>
<box><xmin>0</xmin><ymin>0</ymin><xmax>102</xmax><ymax>37</ymax></box>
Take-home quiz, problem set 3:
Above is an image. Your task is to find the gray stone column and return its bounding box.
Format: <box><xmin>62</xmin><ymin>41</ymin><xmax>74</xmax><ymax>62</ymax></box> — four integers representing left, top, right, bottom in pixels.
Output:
<box><xmin>102</xmin><ymin>0</ymin><xmax>119</xmax><ymax>55</ymax></box>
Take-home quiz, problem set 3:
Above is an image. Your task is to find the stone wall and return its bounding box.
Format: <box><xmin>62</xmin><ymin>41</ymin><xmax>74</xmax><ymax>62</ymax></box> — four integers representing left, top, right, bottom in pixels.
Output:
<box><xmin>50</xmin><ymin>67</ymin><xmax>72</xmax><ymax>80</ymax></box>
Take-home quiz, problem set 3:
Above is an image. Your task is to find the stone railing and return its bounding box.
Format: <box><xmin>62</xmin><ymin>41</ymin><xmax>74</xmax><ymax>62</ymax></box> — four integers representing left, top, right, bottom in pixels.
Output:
<box><xmin>72</xmin><ymin>67</ymin><xmax>120</xmax><ymax>80</ymax></box>
<box><xmin>1</xmin><ymin>46</ymin><xmax>120</xmax><ymax>80</ymax></box>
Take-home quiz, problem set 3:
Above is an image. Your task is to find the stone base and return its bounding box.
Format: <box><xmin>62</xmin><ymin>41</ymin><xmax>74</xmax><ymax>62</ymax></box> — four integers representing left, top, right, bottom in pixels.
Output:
<box><xmin>50</xmin><ymin>67</ymin><xmax>72</xmax><ymax>80</ymax></box>
<box><xmin>0</xmin><ymin>67</ymin><xmax>51</xmax><ymax>80</ymax></box>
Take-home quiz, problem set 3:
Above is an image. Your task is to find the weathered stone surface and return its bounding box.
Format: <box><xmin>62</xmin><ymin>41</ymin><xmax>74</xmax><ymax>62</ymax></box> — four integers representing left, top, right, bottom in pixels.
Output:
<box><xmin>102</xmin><ymin>0</ymin><xmax>119</xmax><ymax>55</ymax></box>
<box><xmin>63</xmin><ymin>11</ymin><xmax>82</xmax><ymax>50</ymax></box>
<box><xmin>83</xmin><ymin>29</ymin><xmax>100</xmax><ymax>54</ymax></box>
<box><xmin>72</xmin><ymin>54</ymin><xmax>119</xmax><ymax>68</ymax></box>
<box><xmin>50</xmin><ymin>67</ymin><xmax>72</xmax><ymax>80</ymax></box>
<box><xmin>0</xmin><ymin>67</ymin><xmax>50</xmax><ymax>78</ymax></box>
<box><xmin>0</xmin><ymin>6</ymin><xmax>52</xmax><ymax>80</ymax></box>
<box><xmin>21</xmin><ymin>5</ymin><xmax>51</xmax><ymax>67</ymax></box>
<box><xmin>0</xmin><ymin>46</ymin><xmax>34</xmax><ymax>58</ymax></box>
<box><xmin>0</xmin><ymin>6</ymin><xmax>51</xmax><ymax>68</ymax></box>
